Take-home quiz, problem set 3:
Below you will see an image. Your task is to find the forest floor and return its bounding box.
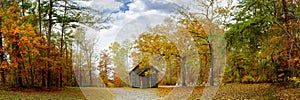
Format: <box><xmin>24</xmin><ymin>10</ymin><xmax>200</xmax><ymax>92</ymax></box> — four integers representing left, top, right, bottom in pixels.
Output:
<box><xmin>0</xmin><ymin>83</ymin><xmax>299</xmax><ymax>100</ymax></box>
<box><xmin>158</xmin><ymin>83</ymin><xmax>300</xmax><ymax>100</ymax></box>
<box><xmin>0</xmin><ymin>87</ymin><xmax>86</xmax><ymax>100</ymax></box>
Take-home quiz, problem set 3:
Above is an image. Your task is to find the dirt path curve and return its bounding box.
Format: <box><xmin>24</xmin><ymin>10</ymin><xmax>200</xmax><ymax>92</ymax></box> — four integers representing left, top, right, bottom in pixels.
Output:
<box><xmin>110</xmin><ymin>88</ymin><xmax>158</xmax><ymax>100</ymax></box>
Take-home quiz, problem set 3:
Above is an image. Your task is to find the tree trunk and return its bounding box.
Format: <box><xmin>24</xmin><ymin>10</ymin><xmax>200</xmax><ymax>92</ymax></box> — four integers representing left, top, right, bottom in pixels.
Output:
<box><xmin>28</xmin><ymin>52</ymin><xmax>34</xmax><ymax>87</ymax></box>
<box><xmin>181</xmin><ymin>56</ymin><xmax>186</xmax><ymax>86</ymax></box>
<box><xmin>89</xmin><ymin>69</ymin><xmax>92</xmax><ymax>87</ymax></box>
<box><xmin>80</xmin><ymin>67</ymin><xmax>82</xmax><ymax>86</ymax></box>
<box><xmin>209</xmin><ymin>42</ymin><xmax>214</xmax><ymax>86</ymax></box>
<box><xmin>69</xmin><ymin>49</ymin><xmax>74</xmax><ymax>86</ymax></box>
<box><xmin>30</xmin><ymin>67</ymin><xmax>34</xmax><ymax>87</ymax></box>
<box><xmin>37</xmin><ymin>0</ymin><xmax>46</xmax><ymax>88</ymax></box>
<box><xmin>16</xmin><ymin>43</ymin><xmax>23</xmax><ymax>87</ymax></box>
<box><xmin>59</xmin><ymin>0</ymin><xmax>67</xmax><ymax>87</ymax></box>
<box><xmin>47</xmin><ymin>0</ymin><xmax>53</xmax><ymax>87</ymax></box>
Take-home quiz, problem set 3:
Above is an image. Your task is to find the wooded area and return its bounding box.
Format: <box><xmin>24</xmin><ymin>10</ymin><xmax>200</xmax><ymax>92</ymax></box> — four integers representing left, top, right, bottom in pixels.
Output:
<box><xmin>0</xmin><ymin>0</ymin><xmax>299</xmax><ymax>90</ymax></box>
<box><xmin>99</xmin><ymin>0</ymin><xmax>300</xmax><ymax>87</ymax></box>
<box><xmin>0</xmin><ymin>0</ymin><xmax>109</xmax><ymax>88</ymax></box>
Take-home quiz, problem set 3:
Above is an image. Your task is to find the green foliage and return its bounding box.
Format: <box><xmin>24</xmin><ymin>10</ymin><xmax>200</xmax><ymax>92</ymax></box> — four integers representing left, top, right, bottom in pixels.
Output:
<box><xmin>242</xmin><ymin>75</ymin><xmax>255</xmax><ymax>83</ymax></box>
<box><xmin>224</xmin><ymin>0</ymin><xmax>300</xmax><ymax>84</ymax></box>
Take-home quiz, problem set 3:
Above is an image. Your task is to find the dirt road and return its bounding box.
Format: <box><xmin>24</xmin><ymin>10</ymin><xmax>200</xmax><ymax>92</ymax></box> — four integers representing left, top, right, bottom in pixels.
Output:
<box><xmin>110</xmin><ymin>88</ymin><xmax>158</xmax><ymax>100</ymax></box>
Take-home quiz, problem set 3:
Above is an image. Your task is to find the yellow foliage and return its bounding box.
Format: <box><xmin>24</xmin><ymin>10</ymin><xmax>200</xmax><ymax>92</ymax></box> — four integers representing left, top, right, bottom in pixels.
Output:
<box><xmin>288</xmin><ymin>77</ymin><xmax>300</xmax><ymax>86</ymax></box>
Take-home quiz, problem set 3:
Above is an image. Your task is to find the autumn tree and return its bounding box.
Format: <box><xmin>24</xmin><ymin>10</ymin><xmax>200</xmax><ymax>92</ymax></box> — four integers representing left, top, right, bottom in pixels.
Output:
<box><xmin>0</xmin><ymin>1</ymin><xmax>47</xmax><ymax>88</ymax></box>
<box><xmin>176</xmin><ymin>0</ymin><xmax>229</xmax><ymax>86</ymax></box>
<box><xmin>0</xmin><ymin>0</ymin><xmax>110</xmax><ymax>88</ymax></box>
<box><xmin>134</xmin><ymin>17</ymin><xmax>201</xmax><ymax>86</ymax></box>
<box><xmin>134</xmin><ymin>25</ymin><xmax>180</xmax><ymax>85</ymax></box>
<box><xmin>98</xmin><ymin>49</ymin><xmax>112</xmax><ymax>87</ymax></box>
<box><xmin>0</xmin><ymin>0</ymin><xmax>10</xmax><ymax>87</ymax></box>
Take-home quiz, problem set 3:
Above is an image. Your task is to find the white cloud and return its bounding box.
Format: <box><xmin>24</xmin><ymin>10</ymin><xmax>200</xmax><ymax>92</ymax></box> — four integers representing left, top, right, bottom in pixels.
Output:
<box><xmin>90</xmin><ymin>0</ymin><xmax>123</xmax><ymax>10</ymax></box>
<box><xmin>85</xmin><ymin>0</ymin><xmax>197</xmax><ymax>50</ymax></box>
<box><xmin>114</xmin><ymin>13</ymin><xmax>168</xmax><ymax>41</ymax></box>
<box><xmin>128</xmin><ymin>0</ymin><xmax>146</xmax><ymax>12</ymax></box>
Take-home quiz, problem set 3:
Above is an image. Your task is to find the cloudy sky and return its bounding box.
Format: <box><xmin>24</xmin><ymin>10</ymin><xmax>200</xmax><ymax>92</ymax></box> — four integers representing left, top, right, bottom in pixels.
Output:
<box><xmin>75</xmin><ymin>0</ymin><xmax>198</xmax><ymax>50</ymax></box>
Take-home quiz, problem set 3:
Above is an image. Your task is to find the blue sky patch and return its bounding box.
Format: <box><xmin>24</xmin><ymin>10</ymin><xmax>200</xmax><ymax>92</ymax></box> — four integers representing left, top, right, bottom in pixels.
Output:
<box><xmin>114</xmin><ymin>0</ymin><xmax>133</xmax><ymax>13</ymax></box>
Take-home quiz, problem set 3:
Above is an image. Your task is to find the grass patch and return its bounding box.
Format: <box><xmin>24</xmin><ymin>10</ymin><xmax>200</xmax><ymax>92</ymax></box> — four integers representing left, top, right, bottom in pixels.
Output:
<box><xmin>0</xmin><ymin>87</ymin><xmax>86</xmax><ymax>100</ymax></box>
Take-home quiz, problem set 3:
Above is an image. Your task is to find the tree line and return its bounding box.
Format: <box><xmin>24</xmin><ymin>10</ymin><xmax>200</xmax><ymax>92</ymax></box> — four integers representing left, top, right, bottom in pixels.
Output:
<box><xmin>0</xmin><ymin>0</ymin><xmax>109</xmax><ymax>89</ymax></box>
<box><xmin>99</xmin><ymin>0</ymin><xmax>300</xmax><ymax>87</ymax></box>
<box><xmin>1</xmin><ymin>0</ymin><xmax>300</xmax><ymax>89</ymax></box>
